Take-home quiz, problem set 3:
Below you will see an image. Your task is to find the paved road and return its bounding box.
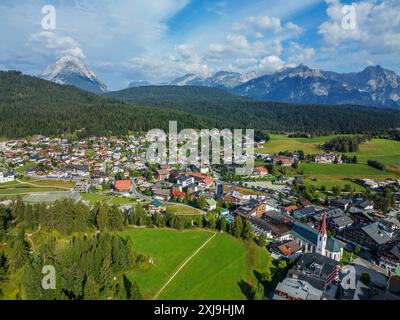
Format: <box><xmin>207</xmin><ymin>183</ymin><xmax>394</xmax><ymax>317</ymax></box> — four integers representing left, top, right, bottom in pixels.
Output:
<box><xmin>353</xmin><ymin>257</ymin><xmax>388</xmax><ymax>288</ymax></box>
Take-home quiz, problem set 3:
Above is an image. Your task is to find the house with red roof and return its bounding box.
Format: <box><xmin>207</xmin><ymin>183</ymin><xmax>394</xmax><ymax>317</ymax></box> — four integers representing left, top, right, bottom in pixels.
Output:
<box><xmin>114</xmin><ymin>180</ymin><xmax>132</xmax><ymax>193</ymax></box>
<box><xmin>253</xmin><ymin>166</ymin><xmax>269</xmax><ymax>176</ymax></box>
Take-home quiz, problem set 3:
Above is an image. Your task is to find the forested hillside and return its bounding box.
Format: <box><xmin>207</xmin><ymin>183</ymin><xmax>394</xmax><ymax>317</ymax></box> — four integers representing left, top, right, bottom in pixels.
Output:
<box><xmin>105</xmin><ymin>86</ymin><xmax>400</xmax><ymax>134</ymax></box>
<box><xmin>0</xmin><ymin>72</ymin><xmax>207</xmax><ymax>138</ymax></box>
<box><xmin>2</xmin><ymin>71</ymin><xmax>400</xmax><ymax>139</ymax></box>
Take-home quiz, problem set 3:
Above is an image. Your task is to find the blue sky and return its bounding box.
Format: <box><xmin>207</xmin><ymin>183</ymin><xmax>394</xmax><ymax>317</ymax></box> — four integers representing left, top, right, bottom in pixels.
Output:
<box><xmin>0</xmin><ymin>0</ymin><xmax>399</xmax><ymax>90</ymax></box>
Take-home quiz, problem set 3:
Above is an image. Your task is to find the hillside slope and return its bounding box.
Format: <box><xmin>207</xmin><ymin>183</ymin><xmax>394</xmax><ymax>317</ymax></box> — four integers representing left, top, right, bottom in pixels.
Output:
<box><xmin>105</xmin><ymin>85</ymin><xmax>400</xmax><ymax>134</ymax></box>
<box><xmin>0</xmin><ymin>72</ymin><xmax>207</xmax><ymax>138</ymax></box>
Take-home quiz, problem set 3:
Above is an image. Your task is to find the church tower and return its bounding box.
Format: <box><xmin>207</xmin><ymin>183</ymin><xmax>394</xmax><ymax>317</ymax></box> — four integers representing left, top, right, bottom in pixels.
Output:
<box><xmin>317</xmin><ymin>214</ymin><xmax>327</xmax><ymax>256</ymax></box>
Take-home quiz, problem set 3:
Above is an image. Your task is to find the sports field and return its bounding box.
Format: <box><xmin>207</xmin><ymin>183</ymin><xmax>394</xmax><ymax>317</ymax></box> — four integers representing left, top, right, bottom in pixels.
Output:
<box><xmin>124</xmin><ymin>228</ymin><xmax>271</xmax><ymax>300</ymax></box>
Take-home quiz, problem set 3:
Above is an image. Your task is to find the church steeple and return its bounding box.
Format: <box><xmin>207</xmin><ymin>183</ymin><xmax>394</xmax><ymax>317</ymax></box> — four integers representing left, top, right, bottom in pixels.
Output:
<box><xmin>317</xmin><ymin>214</ymin><xmax>327</xmax><ymax>256</ymax></box>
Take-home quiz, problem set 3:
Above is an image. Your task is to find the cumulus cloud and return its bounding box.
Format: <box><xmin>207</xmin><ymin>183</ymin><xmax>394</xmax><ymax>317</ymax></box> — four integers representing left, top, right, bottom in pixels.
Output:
<box><xmin>29</xmin><ymin>31</ymin><xmax>85</xmax><ymax>59</ymax></box>
<box><xmin>257</xmin><ymin>55</ymin><xmax>285</xmax><ymax>73</ymax></box>
<box><xmin>287</xmin><ymin>42</ymin><xmax>316</xmax><ymax>65</ymax></box>
<box><xmin>319</xmin><ymin>0</ymin><xmax>400</xmax><ymax>53</ymax></box>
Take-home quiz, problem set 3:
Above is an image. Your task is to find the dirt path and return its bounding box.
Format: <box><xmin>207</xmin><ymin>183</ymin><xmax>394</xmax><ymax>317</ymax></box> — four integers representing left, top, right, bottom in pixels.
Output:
<box><xmin>153</xmin><ymin>232</ymin><xmax>217</xmax><ymax>300</ymax></box>
<box><xmin>26</xmin><ymin>224</ymin><xmax>41</xmax><ymax>253</ymax></box>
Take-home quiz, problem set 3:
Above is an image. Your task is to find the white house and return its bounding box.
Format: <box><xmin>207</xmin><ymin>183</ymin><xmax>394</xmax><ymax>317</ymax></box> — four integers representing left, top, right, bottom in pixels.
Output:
<box><xmin>0</xmin><ymin>172</ymin><xmax>15</xmax><ymax>184</ymax></box>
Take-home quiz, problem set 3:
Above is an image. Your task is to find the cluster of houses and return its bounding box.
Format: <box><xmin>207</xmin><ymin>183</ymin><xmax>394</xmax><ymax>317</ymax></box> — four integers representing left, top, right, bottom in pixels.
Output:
<box><xmin>0</xmin><ymin>170</ymin><xmax>15</xmax><ymax>184</ymax></box>
<box><xmin>0</xmin><ymin>135</ymin><xmax>148</xmax><ymax>187</ymax></box>
<box><xmin>2</xmin><ymin>135</ymin><xmax>400</xmax><ymax>301</ymax></box>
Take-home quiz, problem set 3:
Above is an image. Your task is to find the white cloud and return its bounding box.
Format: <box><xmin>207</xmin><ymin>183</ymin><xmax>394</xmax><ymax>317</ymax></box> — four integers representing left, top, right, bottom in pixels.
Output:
<box><xmin>29</xmin><ymin>31</ymin><xmax>85</xmax><ymax>59</ymax></box>
<box><xmin>287</xmin><ymin>42</ymin><xmax>316</xmax><ymax>65</ymax></box>
<box><xmin>319</xmin><ymin>0</ymin><xmax>400</xmax><ymax>53</ymax></box>
<box><xmin>258</xmin><ymin>55</ymin><xmax>285</xmax><ymax>73</ymax></box>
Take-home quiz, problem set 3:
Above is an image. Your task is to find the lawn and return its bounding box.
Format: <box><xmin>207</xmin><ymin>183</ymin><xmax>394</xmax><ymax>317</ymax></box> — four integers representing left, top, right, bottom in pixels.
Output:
<box><xmin>123</xmin><ymin>228</ymin><xmax>272</xmax><ymax>300</ymax></box>
<box><xmin>124</xmin><ymin>228</ymin><xmax>213</xmax><ymax>299</ymax></box>
<box><xmin>158</xmin><ymin>233</ymin><xmax>271</xmax><ymax>300</ymax></box>
<box><xmin>256</xmin><ymin>135</ymin><xmax>400</xmax><ymax>186</ymax></box>
<box><xmin>81</xmin><ymin>193</ymin><xmax>136</xmax><ymax>205</ymax></box>
<box><xmin>0</xmin><ymin>186</ymin><xmax>60</xmax><ymax>195</ymax></box>
<box><xmin>256</xmin><ymin>134</ymin><xmax>337</xmax><ymax>154</ymax></box>
<box><xmin>165</xmin><ymin>204</ymin><xmax>203</xmax><ymax>215</ymax></box>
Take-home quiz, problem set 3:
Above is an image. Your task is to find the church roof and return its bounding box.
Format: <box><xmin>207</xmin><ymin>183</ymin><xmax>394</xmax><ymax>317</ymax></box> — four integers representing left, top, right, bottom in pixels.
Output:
<box><xmin>291</xmin><ymin>222</ymin><xmax>343</xmax><ymax>253</ymax></box>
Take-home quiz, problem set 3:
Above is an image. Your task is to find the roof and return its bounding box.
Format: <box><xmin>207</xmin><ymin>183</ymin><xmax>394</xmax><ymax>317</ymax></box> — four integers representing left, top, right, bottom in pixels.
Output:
<box><xmin>321</xmin><ymin>214</ymin><xmax>327</xmax><ymax>236</ymax></box>
<box><xmin>362</xmin><ymin>222</ymin><xmax>392</xmax><ymax>245</ymax></box>
<box><xmin>275</xmin><ymin>278</ymin><xmax>323</xmax><ymax>300</ymax></box>
<box><xmin>291</xmin><ymin>222</ymin><xmax>343</xmax><ymax>253</ymax></box>
<box><xmin>115</xmin><ymin>180</ymin><xmax>132</xmax><ymax>190</ymax></box>
<box><xmin>151</xmin><ymin>200</ymin><xmax>163</xmax><ymax>207</ymax></box>
<box><xmin>254</xmin><ymin>166</ymin><xmax>269</xmax><ymax>173</ymax></box>
<box><xmin>277</xmin><ymin>240</ymin><xmax>302</xmax><ymax>256</ymax></box>
<box><xmin>206</xmin><ymin>198</ymin><xmax>217</xmax><ymax>206</ymax></box>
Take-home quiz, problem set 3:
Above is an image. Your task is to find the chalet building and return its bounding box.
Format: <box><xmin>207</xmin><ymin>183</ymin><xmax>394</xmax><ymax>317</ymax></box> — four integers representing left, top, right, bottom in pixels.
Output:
<box><xmin>176</xmin><ymin>176</ymin><xmax>195</xmax><ymax>188</ymax></box>
<box><xmin>378</xmin><ymin>243</ymin><xmax>400</xmax><ymax>276</ymax></box>
<box><xmin>314</xmin><ymin>153</ymin><xmax>342</xmax><ymax>164</ymax></box>
<box><xmin>272</xmin><ymin>155</ymin><xmax>294</xmax><ymax>167</ymax></box>
<box><xmin>293</xmin><ymin>206</ymin><xmax>324</xmax><ymax>218</ymax></box>
<box><xmin>290</xmin><ymin>215</ymin><xmax>343</xmax><ymax>261</ymax></box>
<box><xmin>234</xmin><ymin>200</ymin><xmax>266</xmax><ymax>219</ymax></box>
<box><xmin>0</xmin><ymin>171</ymin><xmax>15</xmax><ymax>184</ymax></box>
<box><xmin>155</xmin><ymin>169</ymin><xmax>170</xmax><ymax>181</ymax></box>
<box><xmin>270</xmin><ymin>240</ymin><xmax>303</xmax><ymax>259</ymax></box>
<box><xmin>347</xmin><ymin>207</ymin><xmax>375</xmax><ymax>225</ymax></box>
<box><xmin>273</xmin><ymin>253</ymin><xmax>340</xmax><ymax>300</ymax></box>
<box><xmin>205</xmin><ymin>199</ymin><xmax>217</xmax><ymax>211</ymax></box>
<box><xmin>312</xmin><ymin>209</ymin><xmax>353</xmax><ymax>231</ymax></box>
<box><xmin>273</xmin><ymin>278</ymin><xmax>324</xmax><ymax>300</ymax></box>
<box><xmin>191</xmin><ymin>172</ymin><xmax>213</xmax><ymax>187</ymax></box>
<box><xmin>114</xmin><ymin>180</ymin><xmax>132</xmax><ymax>193</ymax></box>
<box><xmin>337</xmin><ymin>222</ymin><xmax>392</xmax><ymax>251</ymax></box>
<box><xmin>253</xmin><ymin>166</ymin><xmax>269</xmax><ymax>176</ymax></box>
<box><xmin>329</xmin><ymin>198</ymin><xmax>352</xmax><ymax>211</ymax></box>
<box><xmin>147</xmin><ymin>200</ymin><xmax>166</xmax><ymax>215</ymax></box>
<box><xmin>152</xmin><ymin>189</ymin><xmax>171</xmax><ymax>202</ymax></box>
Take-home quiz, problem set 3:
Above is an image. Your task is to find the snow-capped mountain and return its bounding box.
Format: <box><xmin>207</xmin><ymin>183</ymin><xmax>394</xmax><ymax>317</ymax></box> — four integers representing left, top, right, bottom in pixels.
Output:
<box><xmin>233</xmin><ymin>65</ymin><xmax>400</xmax><ymax>108</ymax></box>
<box><xmin>168</xmin><ymin>65</ymin><xmax>400</xmax><ymax>108</ymax></box>
<box><xmin>41</xmin><ymin>56</ymin><xmax>108</xmax><ymax>94</ymax></box>
<box><xmin>169</xmin><ymin>70</ymin><xmax>257</xmax><ymax>89</ymax></box>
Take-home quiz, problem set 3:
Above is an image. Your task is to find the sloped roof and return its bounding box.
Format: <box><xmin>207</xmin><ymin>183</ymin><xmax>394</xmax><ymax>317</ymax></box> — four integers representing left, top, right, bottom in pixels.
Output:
<box><xmin>291</xmin><ymin>222</ymin><xmax>343</xmax><ymax>253</ymax></box>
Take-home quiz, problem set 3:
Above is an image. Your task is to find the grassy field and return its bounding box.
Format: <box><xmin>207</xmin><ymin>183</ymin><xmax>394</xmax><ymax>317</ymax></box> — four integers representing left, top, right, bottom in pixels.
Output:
<box><xmin>256</xmin><ymin>135</ymin><xmax>400</xmax><ymax>189</ymax></box>
<box><xmin>81</xmin><ymin>193</ymin><xmax>136</xmax><ymax>205</ymax></box>
<box><xmin>124</xmin><ymin>228</ymin><xmax>213</xmax><ymax>299</ymax></box>
<box><xmin>256</xmin><ymin>134</ymin><xmax>338</xmax><ymax>154</ymax></box>
<box><xmin>0</xmin><ymin>186</ymin><xmax>61</xmax><ymax>195</ymax></box>
<box><xmin>123</xmin><ymin>228</ymin><xmax>271</xmax><ymax>300</ymax></box>
<box><xmin>158</xmin><ymin>233</ymin><xmax>271</xmax><ymax>300</ymax></box>
<box><xmin>165</xmin><ymin>204</ymin><xmax>203</xmax><ymax>215</ymax></box>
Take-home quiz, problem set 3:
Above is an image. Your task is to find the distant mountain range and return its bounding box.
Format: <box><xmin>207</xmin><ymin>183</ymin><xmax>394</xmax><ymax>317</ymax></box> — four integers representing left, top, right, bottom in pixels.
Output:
<box><xmin>3</xmin><ymin>71</ymin><xmax>400</xmax><ymax>139</ymax></box>
<box><xmin>41</xmin><ymin>56</ymin><xmax>108</xmax><ymax>94</ymax></box>
<box><xmin>40</xmin><ymin>56</ymin><xmax>400</xmax><ymax>109</ymax></box>
<box><xmin>169</xmin><ymin>70</ymin><xmax>257</xmax><ymax>89</ymax></box>
<box><xmin>169</xmin><ymin>65</ymin><xmax>400</xmax><ymax>109</ymax></box>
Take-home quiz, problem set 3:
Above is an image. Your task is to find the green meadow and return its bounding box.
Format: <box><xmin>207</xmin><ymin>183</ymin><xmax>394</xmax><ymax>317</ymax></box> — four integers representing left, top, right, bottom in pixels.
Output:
<box><xmin>124</xmin><ymin>228</ymin><xmax>271</xmax><ymax>300</ymax></box>
<box><xmin>257</xmin><ymin>135</ymin><xmax>400</xmax><ymax>188</ymax></box>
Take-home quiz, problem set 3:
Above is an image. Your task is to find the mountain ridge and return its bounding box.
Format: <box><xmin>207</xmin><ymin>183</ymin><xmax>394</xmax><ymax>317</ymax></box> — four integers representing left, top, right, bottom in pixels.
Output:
<box><xmin>41</xmin><ymin>56</ymin><xmax>108</xmax><ymax>94</ymax></box>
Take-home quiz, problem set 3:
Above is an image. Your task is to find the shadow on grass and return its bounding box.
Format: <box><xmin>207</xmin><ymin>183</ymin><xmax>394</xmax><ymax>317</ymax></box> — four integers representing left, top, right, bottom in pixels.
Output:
<box><xmin>238</xmin><ymin>280</ymin><xmax>253</xmax><ymax>300</ymax></box>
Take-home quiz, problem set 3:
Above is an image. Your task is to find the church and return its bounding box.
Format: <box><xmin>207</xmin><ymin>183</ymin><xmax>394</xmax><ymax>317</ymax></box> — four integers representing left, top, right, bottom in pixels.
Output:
<box><xmin>290</xmin><ymin>214</ymin><xmax>344</xmax><ymax>261</ymax></box>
